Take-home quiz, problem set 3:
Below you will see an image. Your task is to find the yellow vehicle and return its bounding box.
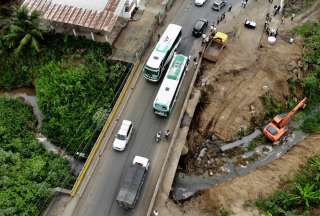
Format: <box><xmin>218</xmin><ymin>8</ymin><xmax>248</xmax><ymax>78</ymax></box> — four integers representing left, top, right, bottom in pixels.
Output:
<box><xmin>203</xmin><ymin>31</ymin><xmax>228</xmax><ymax>63</ymax></box>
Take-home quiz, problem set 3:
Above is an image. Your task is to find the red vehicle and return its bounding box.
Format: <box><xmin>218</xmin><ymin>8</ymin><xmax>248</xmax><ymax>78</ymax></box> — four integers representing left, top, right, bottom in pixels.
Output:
<box><xmin>263</xmin><ymin>97</ymin><xmax>307</xmax><ymax>142</ymax></box>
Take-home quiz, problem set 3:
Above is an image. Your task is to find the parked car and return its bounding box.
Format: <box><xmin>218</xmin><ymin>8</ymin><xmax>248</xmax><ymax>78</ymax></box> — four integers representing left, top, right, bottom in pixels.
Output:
<box><xmin>212</xmin><ymin>0</ymin><xmax>227</xmax><ymax>11</ymax></box>
<box><xmin>192</xmin><ymin>18</ymin><xmax>208</xmax><ymax>37</ymax></box>
<box><xmin>244</xmin><ymin>19</ymin><xmax>256</xmax><ymax>29</ymax></box>
<box><xmin>194</xmin><ymin>0</ymin><xmax>207</xmax><ymax>6</ymax></box>
<box><xmin>112</xmin><ymin>120</ymin><xmax>133</xmax><ymax>151</ymax></box>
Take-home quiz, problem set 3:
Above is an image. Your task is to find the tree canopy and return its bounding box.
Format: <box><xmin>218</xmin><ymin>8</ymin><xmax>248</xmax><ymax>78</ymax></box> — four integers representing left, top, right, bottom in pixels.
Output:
<box><xmin>0</xmin><ymin>97</ymin><xmax>74</xmax><ymax>216</ymax></box>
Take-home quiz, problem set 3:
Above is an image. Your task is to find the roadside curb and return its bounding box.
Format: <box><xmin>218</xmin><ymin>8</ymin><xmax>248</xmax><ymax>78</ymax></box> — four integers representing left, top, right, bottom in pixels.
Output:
<box><xmin>70</xmin><ymin>60</ymin><xmax>140</xmax><ymax>197</ymax></box>
<box><xmin>62</xmin><ymin>59</ymin><xmax>142</xmax><ymax>216</ymax></box>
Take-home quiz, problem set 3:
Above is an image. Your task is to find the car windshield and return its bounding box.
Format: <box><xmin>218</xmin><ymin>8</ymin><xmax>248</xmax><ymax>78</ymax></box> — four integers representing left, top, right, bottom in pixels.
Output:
<box><xmin>116</xmin><ymin>134</ymin><xmax>126</xmax><ymax>140</ymax></box>
<box><xmin>195</xmin><ymin>21</ymin><xmax>204</xmax><ymax>30</ymax></box>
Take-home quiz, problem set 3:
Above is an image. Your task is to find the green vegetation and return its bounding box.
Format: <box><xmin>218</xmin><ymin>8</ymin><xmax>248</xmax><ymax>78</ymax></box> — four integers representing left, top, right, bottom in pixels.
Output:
<box><xmin>262</xmin><ymin>22</ymin><xmax>320</xmax><ymax>133</ymax></box>
<box><xmin>219</xmin><ymin>208</ymin><xmax>234</xmax><ymax>216</ymax></box>
<box><xmin>0</xmin><ymin>97</ymin><xmax>74</xmax><ymax>216</ymax></box>
<box><xmin>36</xmin><ymin>60</ymin><xmax>126</xmax><ymax>154</ymax></box>
<box><xmin>247</xmin><ymin>135</ymin><xmax>267</xmax><ymax>151</ymax></box>
<box><xmin>2</xmin><ymin>6</ymin><xmax>46</xmax><ymax>55</ymax></box>
<box><xmin>256</xmin><ymin>154</ymin><xmax>320</xmax><ymax>215</ymax></box>
<box><xmin>294</xmin><ymin>22</ymin><xmax>320</xmax><ymax>133</ymax></box>
<box><xmin>0</xmin><ymin>6</ymin><xmax>127</xmax><ymax>154</ymax></box>
<box><xmin>261</xmin><ymin>95</ymin><xmax>287</xmax><ymax>120</ymax></box>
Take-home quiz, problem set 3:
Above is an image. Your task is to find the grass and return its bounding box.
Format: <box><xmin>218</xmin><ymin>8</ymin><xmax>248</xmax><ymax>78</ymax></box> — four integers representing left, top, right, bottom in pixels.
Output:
<box><xmin>247</xmin><ymin>135</ymin><xmax>267</xmax><ymax>151</ymax></box>
<box><xmin>256</xmin><ymin>154</ymin><xmax>320</xmax><ymax>215</ymax></box>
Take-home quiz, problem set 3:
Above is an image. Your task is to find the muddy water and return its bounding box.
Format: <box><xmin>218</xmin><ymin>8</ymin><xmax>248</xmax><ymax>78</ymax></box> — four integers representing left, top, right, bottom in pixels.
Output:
<box><xmin>172</xmin><ymin>130</ymin><xmax>307</xmax><ymax>201</ymax></box>
<box><xmin>0</xmin><ymin>87</ymin><xmax>83</xmax><ymax>175</ymax></box>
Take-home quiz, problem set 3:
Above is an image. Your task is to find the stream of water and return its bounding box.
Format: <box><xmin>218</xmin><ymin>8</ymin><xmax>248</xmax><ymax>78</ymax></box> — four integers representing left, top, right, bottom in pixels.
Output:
<box><xmin>0</xmin><ymin>87</ymin><xmax>83</xmax><ymax>176</ymax></box>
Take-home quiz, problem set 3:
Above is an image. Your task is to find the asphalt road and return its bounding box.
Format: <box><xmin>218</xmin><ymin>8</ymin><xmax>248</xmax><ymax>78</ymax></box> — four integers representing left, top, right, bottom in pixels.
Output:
<box><xmin>72</xmin><ymin>0</ymin><xmax>238</xmax><ymax>215</ymax></box>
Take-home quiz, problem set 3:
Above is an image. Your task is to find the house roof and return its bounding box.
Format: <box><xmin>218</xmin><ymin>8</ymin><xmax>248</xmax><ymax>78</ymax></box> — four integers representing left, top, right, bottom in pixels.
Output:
<box><xmin>22</xmin><ymin>0</ymin><xmax>120</xmax><ymax>32</ymax></box>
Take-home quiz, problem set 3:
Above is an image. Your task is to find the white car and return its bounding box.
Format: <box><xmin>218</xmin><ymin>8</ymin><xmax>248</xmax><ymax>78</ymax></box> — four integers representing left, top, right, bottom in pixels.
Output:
<box><xmin>195</xmin><ymin>0</ymin><xmax>207</xmax><ymax>6</ymax></box>
<box><xmin>112</xmin><ymin>120</ymin><xmax>133</xmax><ymax>151</ymax></box>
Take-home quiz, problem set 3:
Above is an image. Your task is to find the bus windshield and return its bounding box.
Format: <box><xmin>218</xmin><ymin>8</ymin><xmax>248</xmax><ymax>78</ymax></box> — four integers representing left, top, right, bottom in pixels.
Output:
<box><xmin>154</xmin><ymin>102</ymin><xmax>168</xmax><ymax>111</ymax></box>
<box><xmin>144</xmin><ymin>66</ymin><xmax>159</xmax><ymax>75</ymax></box>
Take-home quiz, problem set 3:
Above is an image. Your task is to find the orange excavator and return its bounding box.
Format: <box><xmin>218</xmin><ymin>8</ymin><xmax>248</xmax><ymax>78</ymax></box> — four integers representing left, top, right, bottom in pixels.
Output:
<box><xmin>263</xmin><ymin>97</ymin><xmax>307</xmax><ymax>142</ymax></box>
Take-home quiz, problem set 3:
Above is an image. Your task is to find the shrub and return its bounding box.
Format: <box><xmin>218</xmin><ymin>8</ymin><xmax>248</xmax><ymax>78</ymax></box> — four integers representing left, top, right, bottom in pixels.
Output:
<box><xmin>0</xmin><ymin>97</ymin><xmax>74</xmax><ymax>216</ymax></box>
<box><xmin>36</xmin><ymin>60</ymin><xmax>126</xmax><ymax>154</ymax></box>
<box><xmin>256</xmin><ymin>155</ymin><xmax>320</xmax><ymax>215</ymax></box>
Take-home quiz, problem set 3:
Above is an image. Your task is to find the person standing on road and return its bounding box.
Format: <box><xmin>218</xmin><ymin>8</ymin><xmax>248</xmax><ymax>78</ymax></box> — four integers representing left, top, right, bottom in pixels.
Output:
<box><xmin>291</xmin><ymin>13</ymin><xmax>295</xmax><ymax>21</ymax></box>
<box><xmin>243</xmin><ymin>1</ymin><xmax>247</xmax><ymax>8</ymax></box>
<box><xmin>228</xmin><ymin>4</ymin><xmax>232</xmax><ymax>11</ymax></box>
<box><xmin>165</xmin><ymin>130</ymin><xmax>170</xmax><ymax>140</ymax></box>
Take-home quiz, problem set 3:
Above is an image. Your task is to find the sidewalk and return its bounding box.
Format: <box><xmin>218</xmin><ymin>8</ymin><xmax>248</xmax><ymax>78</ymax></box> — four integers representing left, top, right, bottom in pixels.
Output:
<box><xmin>111</xmin><ymin>0</ymin><xmax>166</xmax><ymax>62</ymax></box>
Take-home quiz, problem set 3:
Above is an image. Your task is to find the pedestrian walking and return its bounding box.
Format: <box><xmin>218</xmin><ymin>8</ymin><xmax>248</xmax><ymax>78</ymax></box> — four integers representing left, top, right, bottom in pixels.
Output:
<box><xmin>264</xmin><ymin>20</ymin><xmax>269</xmax><ymax>31</ymax></box>
<box><xmin>266</xmin><ymin>13</ymin><xmax>270</xmax><ymax>21</ymax></box>
<box><xmin>228</xmin><ymin>4</ymin><xmax>232</xmax><ymax>11</ymax></box>
<box><xmin>243</xmin><ymin>1</ymin><xmax>247</xmax><ymax>8</ymax></box>
<box><xmin>193</xmin><ymin>56</ymin><xmax>197</xmax><ymax>62</ymax></box>
<box><xmin>275</xmin><ymin>6</ymin><xmax>280</xmax><ymax>15</ymax></box>
<box><xmin>164</xmin><ymin>129</ymin><xmax>170</xmax><ymax>140</ymax></box>
<box><xmin>281</xmin><ymin>16</ymin><xmax>285</xmax><ymax>24</ymax></box>
<box><xmin>291</xmin><ymin>13</ymin><xmax>295</xmax><ymax>21</ymax></box>
<box><xmin>221</xmin><ymin>12</ymin><xmax>226</xmax><ymax>20</ymax></box>
<box><xmin>241</xmin><ymin>0</ymin><xmax>245</xmax><ymax>7</ymax></box>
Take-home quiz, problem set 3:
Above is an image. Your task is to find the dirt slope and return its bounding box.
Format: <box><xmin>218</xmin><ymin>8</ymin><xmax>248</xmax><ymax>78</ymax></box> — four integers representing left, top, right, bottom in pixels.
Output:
<box><xmin>197</xmin><ymin>2</ymin><xmax>304</xmax><ymax>142</ymax></box>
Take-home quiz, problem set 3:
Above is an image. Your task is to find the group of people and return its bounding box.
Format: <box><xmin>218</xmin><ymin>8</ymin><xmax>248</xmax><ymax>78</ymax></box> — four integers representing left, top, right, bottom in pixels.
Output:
<box><xmin>156</xmin><ymin>129</ymin><xmax>171</xmax><ymax>142</ymax></box>
<box><xmin>264</xmin><ymin>12</ymin><xmax>278</xmax><ymax>37</ymax></box>
<box><xmin>202</xmin><ymin>24</ymin><xmax>218</xmax><ymax>45</ymax></box>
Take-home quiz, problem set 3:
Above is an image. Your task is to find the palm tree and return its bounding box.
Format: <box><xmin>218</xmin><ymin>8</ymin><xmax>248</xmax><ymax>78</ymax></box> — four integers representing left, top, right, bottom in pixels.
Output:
<box><xmin>2</xmin><ymin>6</ymin><xmax>46</xmax><ymax>55</ymax></box>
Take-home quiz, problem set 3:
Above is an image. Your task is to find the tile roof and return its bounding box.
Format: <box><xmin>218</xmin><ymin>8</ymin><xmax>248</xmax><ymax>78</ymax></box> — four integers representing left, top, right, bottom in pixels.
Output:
<box><xmin>22</xmin><ymin>0</ymin><xmax>119</xmax><ymax>32</ymax></box>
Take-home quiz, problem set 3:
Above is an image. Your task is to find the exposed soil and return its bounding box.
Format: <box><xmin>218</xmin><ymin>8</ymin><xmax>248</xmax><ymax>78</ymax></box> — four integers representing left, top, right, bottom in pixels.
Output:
<box><xmin>196</xmin><ymin>7</ymin><xmax>303</xmax><ymax>143</ymax></box>
<box><xmin>182</xmin><ymin>0</ymin><xmax>320</xmax><ymax>175</ymax></box>
<box><xmin>165</xmin><ymin>0</ymin><xmax>320</xmax><ymax>215</ymax></box>
<box><xmin>177</xmin><ymin>134</ymin><xmax>320</xmax><ymax>216</ymax></box>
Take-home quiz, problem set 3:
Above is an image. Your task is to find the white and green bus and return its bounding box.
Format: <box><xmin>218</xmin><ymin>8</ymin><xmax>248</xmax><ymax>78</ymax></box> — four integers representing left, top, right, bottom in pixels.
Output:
<box><xmin>153</xmin><ymin>53</ymin><xmax>189</xmax><ymax>117</ymax></box>
<box><xmin>143</xmin><ymin>24</ymin><xmax>182</xmax><ymax>82</ymax></box>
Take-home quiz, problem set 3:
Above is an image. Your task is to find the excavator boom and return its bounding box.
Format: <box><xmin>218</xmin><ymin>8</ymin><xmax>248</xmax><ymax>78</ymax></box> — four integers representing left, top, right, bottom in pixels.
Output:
<box><xmin>278</xmin><ymin>97</ymin><xmax>307</xmax><ymax>128</ymax></box>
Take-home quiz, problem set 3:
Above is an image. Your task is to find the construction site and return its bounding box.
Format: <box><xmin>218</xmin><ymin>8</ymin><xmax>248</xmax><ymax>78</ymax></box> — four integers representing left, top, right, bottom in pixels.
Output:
<box><xmin>1</xmin><ymin>0</ymin><xmax>319</xmax><ymax>215</ymax></box>
<box><xmin>158</xmin><ymin>0</ymin><xmax>320</xmax><ymax>215</ymax></box>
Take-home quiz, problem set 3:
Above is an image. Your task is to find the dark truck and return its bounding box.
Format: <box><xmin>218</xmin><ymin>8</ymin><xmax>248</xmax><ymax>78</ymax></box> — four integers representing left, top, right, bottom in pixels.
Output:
<box><xmin>116</xmin><ymin>156</ymin><xmax>150</xmax><ymax>209</ymax></box>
